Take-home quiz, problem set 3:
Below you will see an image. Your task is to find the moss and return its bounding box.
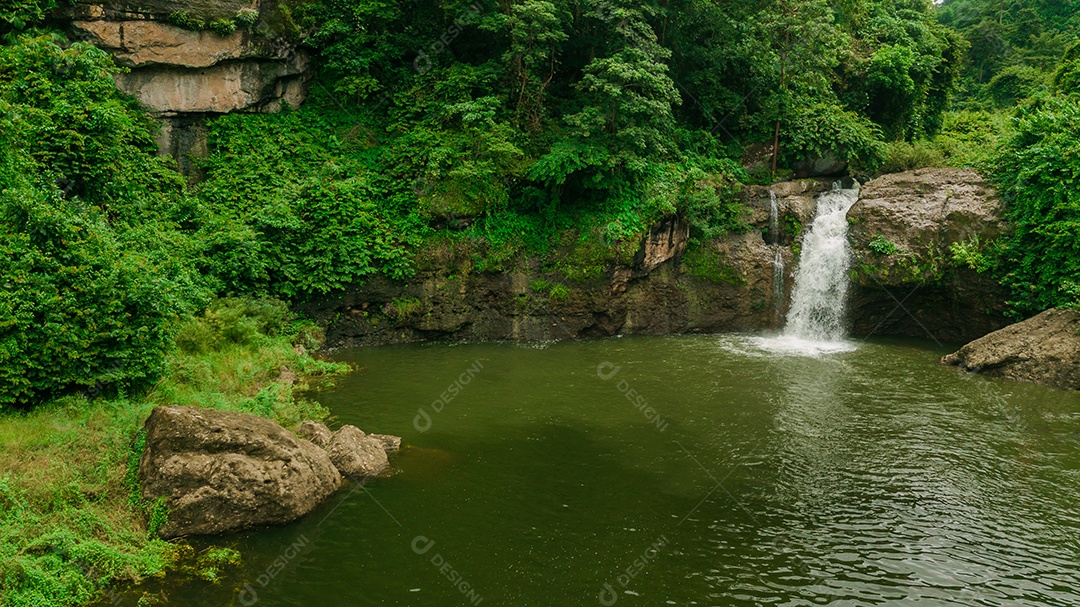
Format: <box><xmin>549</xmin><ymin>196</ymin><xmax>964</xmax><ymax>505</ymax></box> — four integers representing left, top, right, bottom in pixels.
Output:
<box><xmin>385</xmin><ymin>297</ymin><xmax>423</xmax><ymax>321</ymax></box>
<box><xmin>682</xmin><ymin>244</ymin><xmax>745</xmax><ymax>285</ymax></box>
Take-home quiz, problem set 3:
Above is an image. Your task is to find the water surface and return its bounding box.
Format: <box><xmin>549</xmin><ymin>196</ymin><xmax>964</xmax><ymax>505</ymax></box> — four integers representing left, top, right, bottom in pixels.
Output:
<box><xmin>110</xmin><ymin>335</ymin><xmax>1080</xmax><ymax>606</ymax></box>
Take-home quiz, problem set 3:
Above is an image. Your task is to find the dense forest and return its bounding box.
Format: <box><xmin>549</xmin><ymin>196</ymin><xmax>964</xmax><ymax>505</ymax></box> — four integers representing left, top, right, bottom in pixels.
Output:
<box><xmin>0</xmin><ymin>0</ymin><xmax>1077</xmax><ymax>403</ymax></box>
<box><xmin>1</xmin><ymin>1</ymin><xmax>1079</xmax><ymax>604</ymax></box>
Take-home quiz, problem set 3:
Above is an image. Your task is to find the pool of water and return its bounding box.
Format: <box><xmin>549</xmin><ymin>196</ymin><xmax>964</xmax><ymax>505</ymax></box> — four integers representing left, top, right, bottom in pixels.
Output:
<box><xmin>109</xmin><ymin>335</ymin><xmax>1080</xmax><ymax>606</ymax></box>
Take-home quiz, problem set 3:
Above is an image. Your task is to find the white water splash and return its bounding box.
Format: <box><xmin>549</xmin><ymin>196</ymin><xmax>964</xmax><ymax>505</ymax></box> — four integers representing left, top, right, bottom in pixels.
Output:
<box><xmin>755</xmin><ymin>182</ymin><xmax>860</xmax><ymax>357</ymax></box>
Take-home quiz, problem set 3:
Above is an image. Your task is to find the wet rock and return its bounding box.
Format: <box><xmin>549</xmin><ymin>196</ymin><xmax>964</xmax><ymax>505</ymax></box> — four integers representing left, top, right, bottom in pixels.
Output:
<box><xmin>792</xmin><ymin>156</ymin><xmax>847</xmax><ymax>178</ymax></box>
<box><xmin>847</xmin><ymin>168</ymin><xmax>1010</xmax><ymax>343</ymax></box>
<box><xmin>326</xmin><ymin>426</ymin><xmax>391</xmax><ymax>478</ymax></box>
<box><xmin>370</xmin><ymin>433</ymin><xmax>402</xmax><ymax>452</ymax></box>
<box><xmin>942</xmin><ymin>308</ymin><xmax>1080</xmax><ymax>390</ymax></box>
<box><xmin>297</xmin><ymin>421</ymin><xmax>333</xmax><ymax>447</ymax></box>
<box><xmin>137</xmin><ymin>406</ymin><xmax>342</xmax><ymax>539</ymax></box>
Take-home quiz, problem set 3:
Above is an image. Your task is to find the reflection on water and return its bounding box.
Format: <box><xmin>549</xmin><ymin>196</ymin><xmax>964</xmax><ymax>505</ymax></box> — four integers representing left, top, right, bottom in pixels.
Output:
<box><xmin>99</xmin><ymin>335</ymin><xmax>1080</xmax><ymax>607</ymax></box>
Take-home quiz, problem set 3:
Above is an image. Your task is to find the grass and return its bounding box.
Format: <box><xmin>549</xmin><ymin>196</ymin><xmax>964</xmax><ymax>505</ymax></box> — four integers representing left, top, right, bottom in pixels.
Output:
<box><xmin>0</xmin><ymin>298</ymin><xmax>348</xmax><ymax>607</ymax></box>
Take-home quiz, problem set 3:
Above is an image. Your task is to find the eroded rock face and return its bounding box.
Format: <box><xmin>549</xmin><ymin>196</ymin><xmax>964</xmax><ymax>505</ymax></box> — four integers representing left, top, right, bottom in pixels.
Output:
<box><xmin>137</xmin><ymin>406</ymin><xmax>342</xmax><ymax>539</ymax></box>
<box><xmin>636</xmin><ymin>216</ymin><xmax>689</xmax><ymax>273</ymax></box>
<box><xmin>847</xmin><ymin>168</ymin><xmax>1010</xmax><ymax>343</ymax></box>
<box><xmin>306</xmin><ymin>172</ymin><xmax>1009</xmax><ymax>347</ymax></box>
<box><xmin>325</xmin><ymin>426</ymin><xmax>391</xmax><ymax>478</ymax></box>
<box><xmin>55</xmin><ymin>1</ymin><xmax>312</xmax><ymax>176</ymax></box>
<box><xmin>942</xmin><ymin>308</ymin><xmax>1080</xmax><ymax>390</ymax></box>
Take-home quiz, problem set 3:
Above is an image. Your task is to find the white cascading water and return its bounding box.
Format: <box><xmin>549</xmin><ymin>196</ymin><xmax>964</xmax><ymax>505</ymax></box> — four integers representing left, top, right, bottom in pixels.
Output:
<box><xmin>783</xmin><ymin>182</ymin><xmax>860</xmax><ymax>341</ymax></box>
<box><xmin>747</xmin><ymin>181</ymin><xmax>860</xmax><ymax>357</ymax></box>
<box><xmin>768</xmin><ymin>191</ymin><xmax>780</xmax><ymax>246</ymax></box>
<box><xmin>768</xmin><ymin>190</ymin><xmax>785</xmax><ymax>322</ymax></box>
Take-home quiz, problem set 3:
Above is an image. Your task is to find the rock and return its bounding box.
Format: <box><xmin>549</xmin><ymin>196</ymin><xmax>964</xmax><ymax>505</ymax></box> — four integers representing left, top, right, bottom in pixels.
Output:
<box><xmin>636</xmin><ymin>216</ymin><xmax>689</xmax><ymax>272</ymax></box>
<box><xmin>297</xmin><ymin>421</ymin><xmax>333</xmax><ymax>447</ymax></box>
<box><xmin>847</xmin><ymin>168</ymin><xmax>1010</xmax><ymax>343</ymax></box>
<box><xmin>326</xmin><ymin>426</ymin><xmax>391</xmax><ymax>478</ymax></box>
<box><xmin>792</xmin><ymin>156</ymin><xmax>847</xmax><ymax>178</ymax></box>
<box><xmin>370</xmin><ymin>433</ymin><xmax>402</xmax><ymax>452</ymax></box>
<box><xmin>55</xmin><ymin>1</ymin><xmax>313</xmax><ymax>177</ymax></box>
<box><xmin>942</xmin><ymin>308</ymin><xmax>1080</xmax><ymax>390</ymax></box>
<box><xmin>137</xmin><ymin>406</ymin><xmax>342</xmax><ymax>539</ymax></box>
<box><xmin>71</xmin><ymin>20</ymin><xmax>249</xmax><ymax>68</ymax></box>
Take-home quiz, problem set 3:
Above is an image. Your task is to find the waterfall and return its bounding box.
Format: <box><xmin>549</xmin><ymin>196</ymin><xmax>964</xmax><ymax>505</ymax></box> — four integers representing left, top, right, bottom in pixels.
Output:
<box><xmin>768</xmin><ymin>191</ymin><xmax>780</xmax><ymax>246</ymax></box>
<box><xmin>773</xmin><ymin>248</ymin><xmax>785</xmax><ymax>315</ymax></box>
<box><xmin>745</xmin><ymin>181</ymin><xmax>860</xmax><ymax>357</ymax></box>
<box><xmin>783</xmin><ymin>182</ymin><xmax>860</xmax><ymax>342</ymax></box>
<box><xmin>768</xmin><ymin>190</ymin><xmax>785</xmax><ymax>320</ymax></box>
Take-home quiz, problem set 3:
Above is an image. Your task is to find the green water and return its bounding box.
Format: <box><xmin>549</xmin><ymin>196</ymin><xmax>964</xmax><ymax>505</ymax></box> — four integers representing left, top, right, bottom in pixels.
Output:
<box><xmin>114</xmin><ymin>335</ymin><xmax>1080</xmax><ymax>606</ymax></box>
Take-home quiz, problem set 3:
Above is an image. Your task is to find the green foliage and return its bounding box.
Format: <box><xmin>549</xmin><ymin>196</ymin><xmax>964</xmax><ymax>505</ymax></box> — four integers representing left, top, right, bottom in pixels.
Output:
<box><xmin>949</xmin><ymin>236</ymin><xmax>994</xmax><ymax>273</ymax></box>
<box><xmin>194</xmin><ymin>103</ymin><xmax>420</xmax><ymax>298</ymax></box>
<box><xmin>1054</xmin><ymin>42</ymin><xmax>1080</xmax><ymax>96</ymax></box>
<box><xmin>0</xmin><ymin>36</ymin><xmax>206</xmax><ymax>409</ymax></box>
<box><xmin>234</xmin><ymin>8</ymin><xmax>259</xmax><ymax>29</ymax></box>
<box><xmin>168</xmin><ymin>11</ymin><xmax>206</xmax><ymax>30</ymax></box>
<box><xmin>991</xmin><ymin>93</ymin><xmax>1080</xmax><ymax>316</ymax></box>
<box><xmin>940</xmin><ymin>0</ymin><xmax>1079</xmax><ymax>108</ymax></box>
<box><xmin>385</xmin><ymin>297</ymin><xmax>422</xmax><ymax>321</ymax></box>
<box><xmin>880</xmin><ymin>140</ymin><xmax>946</xmax><ymax>173</ymax></box>
<box><xmin>0</xmin><ymin>0</ymin><xmax>54</xmax><ymax>33</ymax></box>
<box><xmin>192</xmin><ymin>547</ymin><xmax>241</xmax><ymax>583</ymax></box>
<box><xmin>209</xmin><ymin>18</ymin><xmax>237</xmax><ymax>36</ymax></box>
<box><xmin>0</xmin><ymin>297</ymin><xmax>344</xmax><ymax>606</ymax></box>
<box><xmin>783</xmin><ymin>103</ymin><xmax>887</xmax><ymax>171</ymax></box>
<box><xmin>868</xmin><ymin>234</ymin><xmax>901</xmax><ymax>256</ymax></box>
<box><xmin>682</xmin><ymin>244</ymin><xmax>744</xmax><ymax>285</ymax></box>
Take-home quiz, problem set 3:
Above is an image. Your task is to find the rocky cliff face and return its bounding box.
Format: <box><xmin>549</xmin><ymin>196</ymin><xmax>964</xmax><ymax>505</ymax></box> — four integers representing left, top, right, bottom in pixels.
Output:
<box><xmin>308</xmin><ymin>179</ymin><xmax>838</xmax><ymax>347</ymax></box>
<box><xmin>847</xmin><ymin>169</ymin><xmax>1010</xmax><ymax>344</ymax></box>
<box><xmin>53</xmin><ymin>0</ymin><xmax>310</xmax><ymax>175</ymax></box>
<box><xmin>311</xmin><ymin>170</ymin><xmax>1008</xmax><ymax>349</ymax></box>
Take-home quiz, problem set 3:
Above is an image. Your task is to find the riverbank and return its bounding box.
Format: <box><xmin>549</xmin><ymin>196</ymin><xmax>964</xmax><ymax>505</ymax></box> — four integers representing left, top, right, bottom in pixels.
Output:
<box><xmin>0</xmin><ymin>299</ymin><xmax>347</xmax><ymax>607</ymax></box>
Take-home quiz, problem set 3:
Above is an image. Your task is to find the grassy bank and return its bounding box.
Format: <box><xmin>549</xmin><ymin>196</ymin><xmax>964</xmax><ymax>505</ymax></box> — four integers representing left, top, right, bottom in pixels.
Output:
<box><xmin>0</xmin><ymin>298</ymin><xmax>347</xmax><ymax>607</ymax></box>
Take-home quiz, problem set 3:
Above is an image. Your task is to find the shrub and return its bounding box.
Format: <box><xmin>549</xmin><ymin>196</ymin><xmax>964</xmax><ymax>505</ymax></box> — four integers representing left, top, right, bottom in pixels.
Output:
<box><xmin>0</xmin><ymin>182</ymin><xmax>199</xmax><ymax>408</ymax></box>
<box><xmin>991</xmin><ymin>95</ymin><xmax>1080</xmax><ymax>316</ymax></box>
<box><xmin>868</xmin><ymin>235</ymin><xmax>901</xmax><ymax>256</ymax></box>
<box><xmin>234</xmin><ymin>8</ymin><xmax>259</xmax><ymax>28</ymax></box>
<box><xmin>879</xmin><ymin>141</ymin><xmax>947</xmax><ymax>174</ymax></box>
<box><xmin>209</xmin><ymin>18</ymin><xmax>237</xmax><ymax>36</ymax></box>
<box><xmin>0</xmin><ymin>37</ymin><xmax>205</xmax><ymax>409</ymax></box>
<box><xmin>783</xmin><ymin>103</ymin><xmax>887</xmax><ymax>173</ymax></box>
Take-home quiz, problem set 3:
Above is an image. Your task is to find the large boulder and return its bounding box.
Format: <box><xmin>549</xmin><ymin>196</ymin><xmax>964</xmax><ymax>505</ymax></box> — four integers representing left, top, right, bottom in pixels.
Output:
<box><xmin>137</xmin><ymin>407</ymin><xmax>342</xmax><ymax>539</ymax></box>
<box><xmin>846</xmin><ymin>168</ymin><xmax>1010</xmax><ymax>343</ymax></box>
<box><xmin>325</xmin><ymin>426</ymin><xmax>391</xmax><ymax>478</ymax></box>
<box><xmin>942</xmin><ymin>308</ymin><xmax>1080</xmax><ymax>390</ymax></box>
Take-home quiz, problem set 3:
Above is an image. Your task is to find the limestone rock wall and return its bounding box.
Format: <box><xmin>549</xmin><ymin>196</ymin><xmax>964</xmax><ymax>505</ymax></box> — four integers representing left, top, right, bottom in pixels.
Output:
<box><xmin>53</xmin><ymin>0</ymin><xmax>311</xmax><ymax>176</ymax></box>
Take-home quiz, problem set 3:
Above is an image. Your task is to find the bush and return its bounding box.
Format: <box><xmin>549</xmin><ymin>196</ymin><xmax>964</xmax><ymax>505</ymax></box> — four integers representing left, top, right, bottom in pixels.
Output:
<box><xmin>783</xmin><ymin>103</ymin><xmax>887</xmax><ymax>173</ymax></box>
<box><xmin>0</xmin><ymin>181</ymin><xmax>201</xmax><ymax>409</ymax></box>
<box><xmin>879</xmin><ymin>141</ymin><xmax>946</xmax><ymax>174</ymax></box>
<box><xmin>0</xmin><ymin>37</ymin><xmax>206</xmax><ymax>409</ymax></box>
<box><xmin>991</xmin><ymin>95</ymin><xmax>1080</xmax><ymax>316</ymax></box>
